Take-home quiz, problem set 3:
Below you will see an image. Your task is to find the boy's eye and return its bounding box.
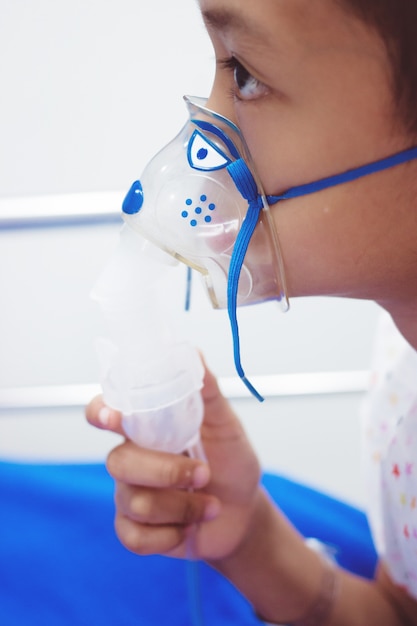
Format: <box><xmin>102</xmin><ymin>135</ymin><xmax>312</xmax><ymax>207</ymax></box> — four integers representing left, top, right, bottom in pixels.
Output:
<box><xmin>221</xmin><ymin>57</ymin><xmax>269</xmax><ymax>101</ymax></box>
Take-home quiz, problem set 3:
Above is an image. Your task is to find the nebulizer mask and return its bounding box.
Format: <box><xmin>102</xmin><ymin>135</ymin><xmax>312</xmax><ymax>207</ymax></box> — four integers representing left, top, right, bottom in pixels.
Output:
<box><xmin>122</xmin><ymin>96</ymin><xmax>288</xmax><ymax>310</ymax></box>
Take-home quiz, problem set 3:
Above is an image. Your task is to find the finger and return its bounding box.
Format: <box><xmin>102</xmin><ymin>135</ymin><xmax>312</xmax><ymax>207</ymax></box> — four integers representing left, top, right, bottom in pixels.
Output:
<box><xmin>198</xmin><ymin>354</ymin><xmax>223</xmax><ymax>403</ymax></box>
<box><xmin>85</xmin><ymin>395</ymin><xmax>125</xmax><ymax>436</ymax></box>
<box><xmin>115</xmin><ymin>512</ymin><xmax>187</xmax><ymax>557</ymax></box>
<box><xmin>115</xmin><ymin>482</ymin><xmax>220</xmax><ymax>526</ymax></box>
<box><xmin>106</xmin><ymin>440</ymin><xmax>211</xmax><ymax>490</ymax></box>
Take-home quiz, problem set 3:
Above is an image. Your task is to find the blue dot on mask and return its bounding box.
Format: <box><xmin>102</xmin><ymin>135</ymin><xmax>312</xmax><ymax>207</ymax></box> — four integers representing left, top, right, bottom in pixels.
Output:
<box><xmin>181</xmin><ymin>195</ymin><xmax>216</xmax><ymax>227</ymax></box>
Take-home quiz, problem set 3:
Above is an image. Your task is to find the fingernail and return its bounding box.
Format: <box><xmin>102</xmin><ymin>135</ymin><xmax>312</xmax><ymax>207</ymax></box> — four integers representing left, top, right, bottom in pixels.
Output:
<box><xmin>98</xmin><ymin>406</ymin><xmax>111</xmax><ymax>427</ymax></box>
<box><xmin>193</xmin><ymin>464</ymin><xmax>210</xmax><ymax>489</ymax></box>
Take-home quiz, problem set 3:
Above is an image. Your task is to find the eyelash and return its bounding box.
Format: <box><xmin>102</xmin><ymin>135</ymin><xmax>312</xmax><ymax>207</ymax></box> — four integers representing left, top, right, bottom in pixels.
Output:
<box><xmin>219</xmin><ymin>56</ymin><xmax>241</xmax><ymax>72</ymax></box>
<box><xmin>218</xmin><ymin>56</ymin><xmax>269</xmax><ymax>102</ymax></box>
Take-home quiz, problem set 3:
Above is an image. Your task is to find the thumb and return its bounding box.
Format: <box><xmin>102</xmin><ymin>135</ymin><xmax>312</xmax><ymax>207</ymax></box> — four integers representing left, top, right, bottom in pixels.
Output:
<box><xmin>85</xmin><ymin>395</ymin><xmax>126</xmax><ymax>437</ymax></box>
<box><xmin>199</xmin><ymin>356</ymin><xmax>238</xmax><ymax>428</ymax></box>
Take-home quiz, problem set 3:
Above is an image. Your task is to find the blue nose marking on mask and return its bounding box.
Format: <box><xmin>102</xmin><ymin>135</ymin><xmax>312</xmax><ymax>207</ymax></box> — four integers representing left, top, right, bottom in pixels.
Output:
<box><xmin>181</xmin><ymin>195</ymin><xmax>216</xmax><ymax>227</ymax></box>
<box><xmin>226</xmin><ymin>158</ymin><xmax>265</xmax><ymax>402</ymax></box>
<box><xmin>122</xmin><ymin>180</ymin><xmax>144</xmax><ymax>215</ymax></box>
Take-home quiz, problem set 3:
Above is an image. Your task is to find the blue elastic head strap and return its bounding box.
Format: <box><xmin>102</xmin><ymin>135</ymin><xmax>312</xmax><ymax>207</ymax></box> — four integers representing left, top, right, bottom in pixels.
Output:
<box><xmin>226</xmin><ymin>159</ymin><xmax>265</xmax><ymax>401</ymax></box>
<box><xmin>266</xmin><ymin>145</ymin><xmax>417</xmax><ymax>204</ymax></box>
<box><xmin>226</xmin><ymin>145</ymin><xmax>417</xmax><ymax>402</ymax></box>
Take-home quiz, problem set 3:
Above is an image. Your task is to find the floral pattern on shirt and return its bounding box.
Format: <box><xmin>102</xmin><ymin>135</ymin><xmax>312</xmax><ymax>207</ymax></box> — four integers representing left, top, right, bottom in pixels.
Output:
<box><xmin>361</xmin><ymin>312</ymin><xmax>417</xmax><ymax>599</ymax></box>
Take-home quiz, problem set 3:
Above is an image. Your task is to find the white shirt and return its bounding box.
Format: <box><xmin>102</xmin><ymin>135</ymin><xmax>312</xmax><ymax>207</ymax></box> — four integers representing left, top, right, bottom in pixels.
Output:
<box><xmin>361</xmin><ymin>311</ymin><xmax>417</xmax><ymax>599</ymax></box>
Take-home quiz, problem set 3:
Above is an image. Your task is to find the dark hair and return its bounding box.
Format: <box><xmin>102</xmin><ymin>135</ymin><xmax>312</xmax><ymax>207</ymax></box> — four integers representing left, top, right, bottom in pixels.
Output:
<box><xmin>339</xmin><ymin>0</ymin><xmax>417</xmax><ymax>136</ymax></box>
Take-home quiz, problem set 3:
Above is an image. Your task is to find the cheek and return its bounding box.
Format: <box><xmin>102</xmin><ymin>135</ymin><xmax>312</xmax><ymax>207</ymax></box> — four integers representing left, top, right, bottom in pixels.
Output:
<box><xmin>238</xmin><ymin>104</ymin><xmax>328</xmax><ymax>195</ymax></box>
<box><xmin>236</xmin><ymin>71</ymin><xmax>404</xmax><ymax>198</ymax></box>
<box><xmin>271</xmin><ymin>187</ymin><xmax>375</xmax><ymax>298</ymax></box>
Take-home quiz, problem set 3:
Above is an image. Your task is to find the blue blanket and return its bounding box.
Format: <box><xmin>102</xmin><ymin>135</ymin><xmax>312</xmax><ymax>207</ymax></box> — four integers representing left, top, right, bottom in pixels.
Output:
<box><xmin>0</xmin><ymin>461</ymin><xmax>376</xmax><ymax>625</ymax></box>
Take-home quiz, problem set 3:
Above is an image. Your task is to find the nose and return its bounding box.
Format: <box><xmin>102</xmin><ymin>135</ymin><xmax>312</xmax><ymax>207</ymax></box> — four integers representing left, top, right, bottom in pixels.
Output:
<box><xmin>122</xmin><ymin>180</ymin><xmax>144</xmax><ymax>215</ymax></box>
<box><xmin>205</xmin><ymin>77</ymin><xmax>237</xmax><ymax>126</ymax></box>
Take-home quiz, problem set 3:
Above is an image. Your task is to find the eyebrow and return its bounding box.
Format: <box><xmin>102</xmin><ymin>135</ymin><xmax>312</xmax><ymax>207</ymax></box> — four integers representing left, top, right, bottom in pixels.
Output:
<box><xmin>201</xmin><ymin>8</ymin><xmax>269</xmax><ymax>41</ymax></box>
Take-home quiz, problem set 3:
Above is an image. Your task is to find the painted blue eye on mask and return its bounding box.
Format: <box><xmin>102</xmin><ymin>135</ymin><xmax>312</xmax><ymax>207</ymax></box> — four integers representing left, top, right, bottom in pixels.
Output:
<box><xmin>122</xmin><ymin>95</ymin><xmax>417</xmax><ymax>401</ymax></box>
<box><xmin>187</xmin><ymin>128</ymin><xmax>234</xmax><ymax>170</ymax></box>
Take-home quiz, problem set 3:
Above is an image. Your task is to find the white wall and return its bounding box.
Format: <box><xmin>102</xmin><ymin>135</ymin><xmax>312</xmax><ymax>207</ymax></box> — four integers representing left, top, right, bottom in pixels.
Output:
<box><xmin>0</xmin><ymin>1</ymin><xmax>381</xmax><ymax>508</ymax></box>
<box><xmin>0</xmin><ymin>0</ymin><xmax>214</xmax><ymax>197</ymax></box>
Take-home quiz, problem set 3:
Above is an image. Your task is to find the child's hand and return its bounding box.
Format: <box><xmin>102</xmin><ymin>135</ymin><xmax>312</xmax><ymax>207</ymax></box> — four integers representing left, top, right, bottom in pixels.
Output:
<box><xmin>85</xmin><ymin>363</ymin><xmax>262</xmax><ymax>562</ymax></box>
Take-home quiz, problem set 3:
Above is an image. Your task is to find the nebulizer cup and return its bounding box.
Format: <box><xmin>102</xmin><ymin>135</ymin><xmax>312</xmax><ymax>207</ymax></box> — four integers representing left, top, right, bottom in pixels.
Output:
<box><xmin>92</xmin><ymin>225</ymin><xmax>205</xmax><ymax>456</ymax></box>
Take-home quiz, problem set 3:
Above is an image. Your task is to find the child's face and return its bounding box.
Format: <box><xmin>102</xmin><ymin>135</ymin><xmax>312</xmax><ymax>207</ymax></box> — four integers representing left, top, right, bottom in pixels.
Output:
<box><xmin>199</xmin><ymin>0</ymin><xmax>417</xmax><ymax>302</ymax></box>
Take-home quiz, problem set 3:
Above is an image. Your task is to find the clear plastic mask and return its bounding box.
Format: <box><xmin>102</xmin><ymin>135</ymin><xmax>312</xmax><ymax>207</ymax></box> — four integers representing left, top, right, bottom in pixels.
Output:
<box><xmin>122</xmin><ymin>96</ymin><xmax>288</xmax><ymax>313</ymax></box>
